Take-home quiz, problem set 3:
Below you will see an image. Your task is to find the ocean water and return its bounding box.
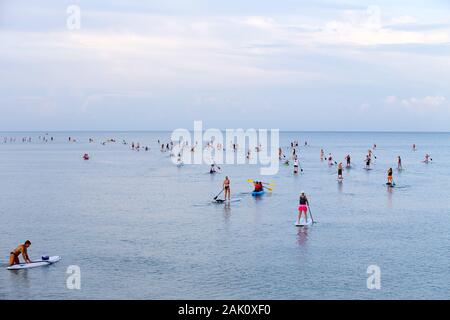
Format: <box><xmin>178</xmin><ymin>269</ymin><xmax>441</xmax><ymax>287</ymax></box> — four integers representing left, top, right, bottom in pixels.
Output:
<box><xmin>0</xmin><ymin>131</ymin><xmax>449</xmax><ymax>300</ymax></box>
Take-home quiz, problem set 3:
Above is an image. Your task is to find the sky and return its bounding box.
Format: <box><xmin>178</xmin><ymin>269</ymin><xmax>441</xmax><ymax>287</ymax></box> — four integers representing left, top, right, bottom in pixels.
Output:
<box><xmin>0</xmin><ymin>0</ymin><xmax>449</xmax><ymax>131</ymax></box>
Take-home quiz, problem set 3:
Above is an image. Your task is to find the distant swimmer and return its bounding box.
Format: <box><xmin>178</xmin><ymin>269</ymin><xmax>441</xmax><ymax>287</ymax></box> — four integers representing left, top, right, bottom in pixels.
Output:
<box><xmin>412</xmin><ymin>144</ymin><xmax>416</xmax><ymax>151</ymax></box>
<box><xmin>223</xmin><ymin>176</ymin><xmax>231</xmax><ymax>201</ymax></box>
<box><xmin>387</xmin><ymin>168</ymin><xmax>393</xmax><ymax>185</ymax></box>
<box><xmin>397</xmin><ymin>156</ymin><xmax>402</xmax><ymax>170</ymax></box>
<box><xmin>297</xmin><ymin>191</ymin><xmax>309</xmax><ymax>225</ymax></box>
<box><xmin>337</xmin><ymin>162</ymin><xmax>343</xmax><ymax>180</ymax></box>
<box><xmin>345</xmin><ymin>154</ymin><xmax>351</xmax><ymax>168</ymax></box>
<box><xmin>83</xmin><ymin>153</ymin><xmax>89</xmax><ymax>160</ymax></box>
<box><xmin>373</xmin><ymin>144</ymin><xmax>377</xmax><ymax>150</ymax></box>
<box><xmin>9</xmin><ymin>240</ymin><xmax>32</xmax><ymax>266</ymax></box>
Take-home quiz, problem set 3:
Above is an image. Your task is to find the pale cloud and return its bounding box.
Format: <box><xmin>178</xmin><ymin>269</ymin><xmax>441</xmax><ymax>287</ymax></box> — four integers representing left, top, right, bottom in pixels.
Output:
<box><xmin>390</xmin><ymin>16</ymin><xmax>417</xmax><ymax>25</ymax></box>
<box><xmin>15</xmin><ymin>96</ymin><xmax>56</xmax><ymax>113</ymax></box>
<box><xmin>1</xmin><ymin>1</ymin><xmax>450</xmax><ymax>130</ymax></box>
<box><xmin>385</xmin><ymin>95</ymin><xmax>448</xmax><ymax>110</ymax></box>
<box><xmin>244</xmin><ymin>16</ymin><xmax>277</xmax><ymax>30</ymax></box>
<box><xmin>80</xmin><ymin>91</ymin><xmax>154</xmax><ymax>112</ymax></box>
<box><xmin>319</xmin><ymin>6</ymin><xmax>449</xmax><ymax>46</ymax></box>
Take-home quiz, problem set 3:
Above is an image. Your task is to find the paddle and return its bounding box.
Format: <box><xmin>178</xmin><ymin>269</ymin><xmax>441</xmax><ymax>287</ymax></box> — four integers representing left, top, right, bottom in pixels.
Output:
<box><xmin>308</xmin><ymin>204</ymin><xmax>316</xmax><ymax>224</ymax></box>
<box><xmin>247</xmin><ymin>179</ymin><xmax>275</xmax><ymax>186</ymax></box>
<box><xmin>213</xmin><ymin>188</ymin><xmax>224</xmax><ymax>200</ymax></box>
<box><xmin>262</xmin><ymin>185</ymin><xmax>273</xmax><ymax>192</ymax></box>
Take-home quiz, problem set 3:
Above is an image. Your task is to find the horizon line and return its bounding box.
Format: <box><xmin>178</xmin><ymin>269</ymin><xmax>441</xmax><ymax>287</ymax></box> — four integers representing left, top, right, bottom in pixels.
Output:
<box><xmin>1</xmin><ymin>130</ymin><xmax>449</xmax><ymax>134</ymax></box>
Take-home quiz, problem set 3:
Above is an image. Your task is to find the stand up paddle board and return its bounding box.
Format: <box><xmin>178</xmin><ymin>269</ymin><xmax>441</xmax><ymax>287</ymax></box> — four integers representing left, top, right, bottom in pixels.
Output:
<box><xmin>295</xmin><ymin>216</ymin><xmax>313</xmax><ymax>227</ymax></box>
<box><xmin>386</xmin><ymin>182</ymin><xmax>396</xmax><ymax>187</ymax></box>
<box><xmin>212</xmin><ymin>198</ymin><xmax>241</xmax><ymax>204</ymax></box>
<box><xmin>7</xmin><ymin>256</ymin><xmax>61</xmax><ymax>270</ymax></box>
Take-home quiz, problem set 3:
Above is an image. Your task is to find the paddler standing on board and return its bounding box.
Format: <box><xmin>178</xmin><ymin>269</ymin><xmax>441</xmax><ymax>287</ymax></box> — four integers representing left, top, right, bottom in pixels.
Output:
<box><xmin>223</xmin><ymin>176</ymin><xmax>231</xmax><ymax>201</ymax></box>
<box><xmin>293</xmin><ymin>157</ymin><xmax>299</xmax><ymax>174</ymax></box>
<box><xmin>387</xmin><ymin>168</ymin><xmax>394</xmax><ymax>185</ymax></box>
<box><xmin>297</xmin><ymin>191</ymin><xmax>310</xmax><ymax>225</ymax></box>
<box><xmin>397</xmin><ymin>156</ymin><xmax>402</xmax><ymax>170</ymax></box>
<box><xmin>337</xmin><ymin>162</ymin><xmax>344</xmax><ymax>180</ymax></box>
<box><xmin>345</xmin><ymin>154</ymin><xmax>351</xmax><ymax>168</ymax></box>
<box><xmin>278</xmin><ymin>147</ymin><xmax>283</xmax><ymax>160</ymax></box>
<box><xmin>365</xmin><ymin>155</ymin><xmax>371</xmax><ymax>169</ymax></box>
<box><xmin>9</xmin><ymin>240</ymin><xmax>32</xmax><ymax>266</ymax></box>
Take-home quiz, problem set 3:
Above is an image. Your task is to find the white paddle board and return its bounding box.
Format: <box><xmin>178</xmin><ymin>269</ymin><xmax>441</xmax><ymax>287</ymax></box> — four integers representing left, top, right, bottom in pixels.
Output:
<box><xmin>7</xmin><ymin>256</ymin><xmax>61</xmax><ymax>270</ymax></box>
<box><xmin>212</xmin><ymin>198</ymin><xmax>241</xmax><ymax>204</ymax></box>
<box><xmin>295</xmin><ymin>216</ymin><xmax>313</xmax><ymax>227</ymax></box>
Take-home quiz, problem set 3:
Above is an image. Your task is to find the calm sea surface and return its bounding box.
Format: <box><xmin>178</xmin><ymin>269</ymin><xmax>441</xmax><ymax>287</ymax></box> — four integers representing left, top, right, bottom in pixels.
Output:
<box><xmin>1</xmin><ymin>131</ymin><xmax>449</xmax><ymax>299</ymax></box>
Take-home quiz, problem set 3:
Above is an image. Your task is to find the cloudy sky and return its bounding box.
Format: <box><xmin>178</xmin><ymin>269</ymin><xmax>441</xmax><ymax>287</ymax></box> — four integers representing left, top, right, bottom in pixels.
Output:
<box><xmin>1</xmin><ymin>0</ymin><xmax>449</xmax><ymax>131</ymax></box>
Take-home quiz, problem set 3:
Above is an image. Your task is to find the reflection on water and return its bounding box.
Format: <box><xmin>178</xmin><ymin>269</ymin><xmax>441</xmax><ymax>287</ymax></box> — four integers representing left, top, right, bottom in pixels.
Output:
<box><xmin>296</xmin><ymin>227</ymin><xmax>309</xmax><ymax>246</ymax></box>
<box><xmin>337</xmin><ymin>180</ymin><xmax>343</xmax><ymax>193</ymax></box>
<box><xmin>386</xmin><ymin>185</ymin><xmax>393</xmax><ymax>208</ymax></box>
<box><xmin>9</xmin><ymin>269</ymin><xmax>31</xmax><ymax>289</ymax></box>
<box><xmin>222</xmin><ymin>203</ymin><xmax>232</xmax><ymax>222</ymax></box>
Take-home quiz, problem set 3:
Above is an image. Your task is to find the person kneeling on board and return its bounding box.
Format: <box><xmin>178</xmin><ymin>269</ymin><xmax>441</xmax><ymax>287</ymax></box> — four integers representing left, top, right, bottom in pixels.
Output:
<box><xmin>210</xmin><ymin>163</ymin><xmax>219</xmax><ymax>174</ymax></box>
<box><xmin>9</xmin><ymin>240</ymin><xmax>32</xmax><ymax>266</ymax></box>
